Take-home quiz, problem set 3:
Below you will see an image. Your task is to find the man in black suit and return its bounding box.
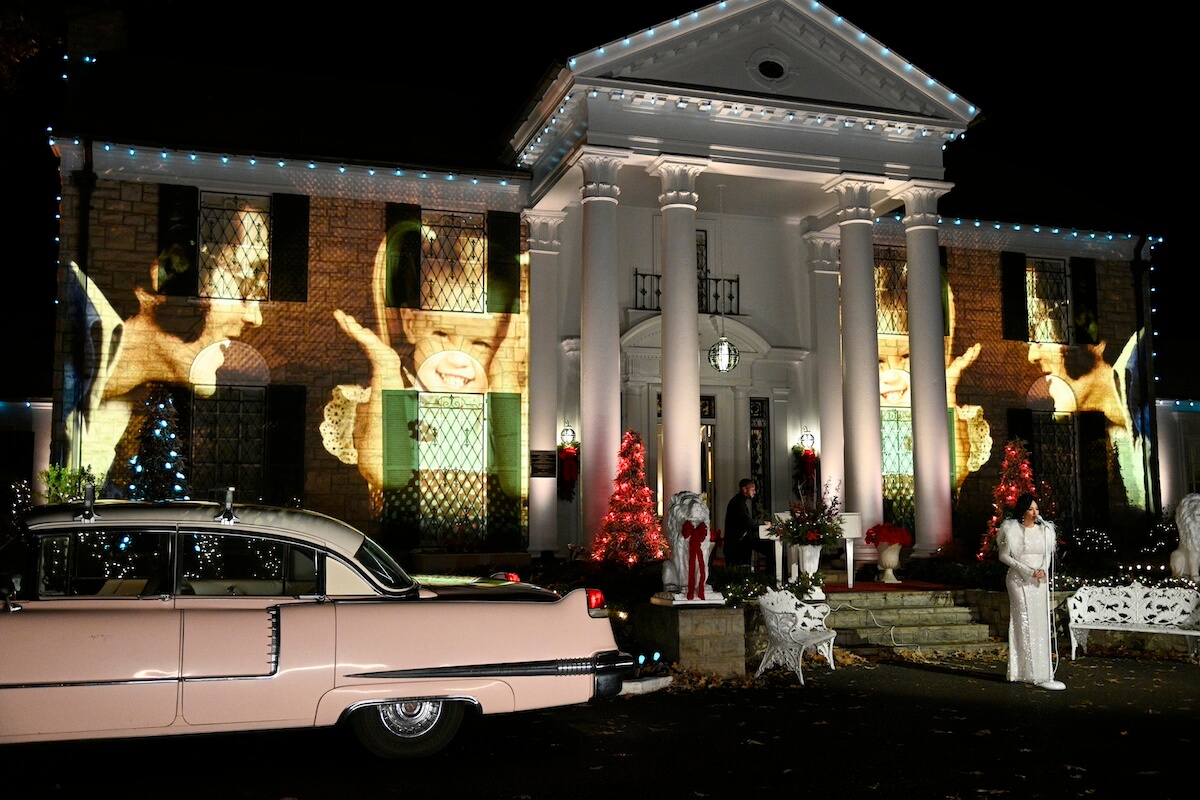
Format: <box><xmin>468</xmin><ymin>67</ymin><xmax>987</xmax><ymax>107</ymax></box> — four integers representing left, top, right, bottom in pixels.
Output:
<box><xmin>723</xmin><ymin>478</ymin><xmax>770</xmax><ymax>570</ymax></box>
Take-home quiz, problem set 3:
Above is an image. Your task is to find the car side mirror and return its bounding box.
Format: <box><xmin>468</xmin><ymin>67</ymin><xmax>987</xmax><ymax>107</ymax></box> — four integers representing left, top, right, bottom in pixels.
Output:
<box><xmin>1</xmin><ymin>573</ymin><xmax>22</xmax><ymax>612</ymax></box>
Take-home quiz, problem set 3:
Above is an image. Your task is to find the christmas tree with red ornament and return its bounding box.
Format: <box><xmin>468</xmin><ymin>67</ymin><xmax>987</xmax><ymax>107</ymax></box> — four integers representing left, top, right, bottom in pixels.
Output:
<box><xmin>978</xmin><ymin>439</ymin><xmax>1036</xmax><ymax>559</ymax></box>
<box><xmin>589</xmin><ymin>430</ymin><xmax>667</xmax><ymax>567</ymax></box>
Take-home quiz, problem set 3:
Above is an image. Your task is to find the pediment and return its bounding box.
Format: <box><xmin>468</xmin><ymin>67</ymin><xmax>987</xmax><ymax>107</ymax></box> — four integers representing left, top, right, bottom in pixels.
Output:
<box><xmin>568</xmin><ymin>0</ymin><xmax>975</xmax><ymax>124</ymax></box>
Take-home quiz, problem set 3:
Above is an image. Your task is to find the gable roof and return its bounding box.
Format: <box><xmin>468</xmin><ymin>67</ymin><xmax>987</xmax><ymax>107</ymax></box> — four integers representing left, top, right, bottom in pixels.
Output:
<box><xmin>512</xmin><ymin>0</ymin><xmax>977</xmax><ymax>173</ymax></box>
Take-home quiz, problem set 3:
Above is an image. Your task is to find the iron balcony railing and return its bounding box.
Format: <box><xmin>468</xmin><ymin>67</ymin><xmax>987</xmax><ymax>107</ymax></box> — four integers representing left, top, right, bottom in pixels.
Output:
<box><xmin>634</xmin><ymin>272</ymin><xmax>740</xmax><ymax>315</ymax></box>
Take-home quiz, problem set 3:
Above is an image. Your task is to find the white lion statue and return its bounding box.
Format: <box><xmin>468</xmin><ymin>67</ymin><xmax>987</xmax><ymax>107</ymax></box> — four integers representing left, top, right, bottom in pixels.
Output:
<box><xmin>661</xmin><ymin>491</ymin><xmax>721</xmax><ymax>601</ymax></box>
<box><xmin>1171</xmin><ymin>493</ymin><xmax>1200</xmax><ymax>580</ymax></box>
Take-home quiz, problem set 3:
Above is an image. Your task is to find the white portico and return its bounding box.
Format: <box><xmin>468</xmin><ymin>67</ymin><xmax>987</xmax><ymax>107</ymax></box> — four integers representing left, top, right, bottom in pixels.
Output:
<box><xmin>512</xmin><ymin>0</ymin><xmax>976</xmax><ymax>557</ymax></box>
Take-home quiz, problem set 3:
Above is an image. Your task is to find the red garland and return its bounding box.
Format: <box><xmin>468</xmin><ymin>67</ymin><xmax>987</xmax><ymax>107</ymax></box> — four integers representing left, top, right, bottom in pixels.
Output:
<box><xmin>557</xmin><ymin>446</ymin><xmax>579</xmax><ymax>500</ymax></box>
<box><xmin>682</xmin><ymin>521</ymin><xmax>710</xmax><ymax>600</ymax></box>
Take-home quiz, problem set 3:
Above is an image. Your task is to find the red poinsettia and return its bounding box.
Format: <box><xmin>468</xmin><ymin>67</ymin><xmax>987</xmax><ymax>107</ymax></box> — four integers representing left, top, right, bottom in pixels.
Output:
<box><xmin>864</xmin><ymin>522</ymin><xmax>913</xmax><ymax>547</ymax></box>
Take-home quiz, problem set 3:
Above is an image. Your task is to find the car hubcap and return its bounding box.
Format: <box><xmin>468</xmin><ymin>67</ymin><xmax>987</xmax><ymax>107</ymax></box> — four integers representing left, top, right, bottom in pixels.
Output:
<box><xmin>377</xmin><ymin>700</ymin><xmax>442</xmax><ymax>738</ymax></box>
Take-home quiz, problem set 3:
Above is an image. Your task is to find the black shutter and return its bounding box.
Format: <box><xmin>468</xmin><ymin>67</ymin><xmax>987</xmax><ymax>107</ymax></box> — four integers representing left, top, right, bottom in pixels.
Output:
<box><xmin>385</xmin><ymin>203</ymin><xmax>423</xmax><ymax>308</ymax></box>
<box><xmin>157</xmin><ymin>184</ymin><xmax>200</xmax><ymax>296</ymax></box>
<box><xmin>486</xmin><ymin>210</ymin><xmax>521</xmax><ymax>314</ymax></box>
<box><xmin>1000</xmin><ymin>251</ymin><xmax>1027</xmax><ymax>341</ymax></box>
<box><xmin>1006</xmin><ymin>408</ymin><xmax>1034</xmax><ymax>450</ymax></box>
<box><xmin>1076</xmin><ymin>410</ymin><xmax>1109</xmax><ymax>528</ymax></box>
<box><xmin>263</xmin><ymin>385</ymin><xmax>306</xmax><ymax>505</ymax></box>
<box><xmin>270</xmin><ymin>193</ymin><xmax>309</xmax><ymax>302</ymax></box>
<box><xmin>1069</xmin><ymin>257</ymin><xmax>1098</xmax><ymax>345</ymax></box>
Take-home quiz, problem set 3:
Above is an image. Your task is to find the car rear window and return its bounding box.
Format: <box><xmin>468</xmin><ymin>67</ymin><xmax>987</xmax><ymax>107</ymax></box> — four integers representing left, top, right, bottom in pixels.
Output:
<box><xmin>354</xmin><ymin>537</ymin><xmax>414</xmax><ymax>592</ymax></box>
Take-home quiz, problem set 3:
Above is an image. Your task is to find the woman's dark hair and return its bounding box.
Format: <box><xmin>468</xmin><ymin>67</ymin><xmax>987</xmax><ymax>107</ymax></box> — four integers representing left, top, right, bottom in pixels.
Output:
<box><xmin>1012</xmin><ymin>493</ymin><xmax>1038</xmax><ymax>520</ymax></box>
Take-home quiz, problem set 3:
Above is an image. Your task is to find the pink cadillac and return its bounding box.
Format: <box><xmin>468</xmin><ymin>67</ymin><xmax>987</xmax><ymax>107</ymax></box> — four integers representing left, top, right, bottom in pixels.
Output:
<box><xmin>0</xmin><ymin>497</ymin><xmax>632</xmax><ymax>757</ymax></box>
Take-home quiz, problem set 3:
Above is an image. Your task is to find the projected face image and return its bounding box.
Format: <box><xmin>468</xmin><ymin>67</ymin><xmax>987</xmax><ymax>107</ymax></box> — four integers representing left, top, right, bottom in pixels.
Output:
<box><xmin>1027</xmin><ymin>341</ymin><xmax>1123</xmax><ymax>426</ymax></box>
<box><xmin>878</xmin><ymin>340</ymin><xmax>911</xmax><ymax>407</ymax></box>
<box><xmin>400</xmin><ymin>309</ymin><xmax>511</xmax><ymax>393</ymax></box>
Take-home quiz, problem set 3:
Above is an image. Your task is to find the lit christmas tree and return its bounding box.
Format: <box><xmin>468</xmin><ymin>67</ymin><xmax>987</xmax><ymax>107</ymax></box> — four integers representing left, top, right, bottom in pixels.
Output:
<box><xmin>978</xmin><ymin>438</ymin><xmax>1036</xmax><ymax>559</ymax></box>
<box><xmin>127</xmin><ymin>387</ymin><xmax>192</xmax><ymax>501</ymax></box>
<box><xmin>589</xmin><ymin>430</ymin><xmax>667</xmax><ymax>567</ymax></box>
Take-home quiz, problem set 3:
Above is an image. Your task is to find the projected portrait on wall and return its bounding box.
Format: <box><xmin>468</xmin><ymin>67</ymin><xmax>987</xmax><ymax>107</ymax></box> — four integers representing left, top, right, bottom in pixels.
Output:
<box><xmin>875</xmin><ymin>261</ymin><xmax>991</xmax><ymax>505</ymax></box>
<box><xmin>321</xmin><ymin>207</ymin><xmax>527</xmax><ymax>553</ymax></box>
<box><xmin>62</xmin><ymin>208</ymin><xmax>267</xmax><ymax>496</ymax></box>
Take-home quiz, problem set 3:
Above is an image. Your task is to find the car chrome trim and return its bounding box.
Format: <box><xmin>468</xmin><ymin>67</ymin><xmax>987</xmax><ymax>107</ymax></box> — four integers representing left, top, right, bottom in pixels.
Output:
<box><xmin>0</xmin><ymin>677</ymin><xmax>178</xmax><ymax>691</ymax></box>
<box><xmin>346</xmin><ymin>650</ymin><xmax>636</xmax><ymax>681</ymax></box>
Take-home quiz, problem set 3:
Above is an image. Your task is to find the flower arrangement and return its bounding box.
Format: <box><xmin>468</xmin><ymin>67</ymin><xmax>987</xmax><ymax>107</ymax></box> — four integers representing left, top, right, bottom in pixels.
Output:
<box><xmin>769</xmin><ymin>479</ymin><xmax>844</xmax><ymax>550</ymax></box>
<box><xmin>864</xmin><ymin>522</ymin><xmax>913</xmax><ymax>548</ymax></box>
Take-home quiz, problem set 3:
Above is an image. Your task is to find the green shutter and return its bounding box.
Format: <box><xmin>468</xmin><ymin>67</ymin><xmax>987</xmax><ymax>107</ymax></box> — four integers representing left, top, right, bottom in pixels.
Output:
<box><xmin>385</xmin><ymin>203</ymin><xmax>423</xmax><ymax>309</ymax></box>
<box><xmin>382</xmin><ymin>389</ymin><xmax>419</xmax><ymax>489</ymax></box>
<box><xmin>270</xmin><ymin>193</ymin><xmax>309</xmax><ymax>302</ymax></box>
<box><xmin>1000</xmin><ymin>251</ymin><xmax>1028</xmax><ymax>341</ymax></box>
<box><xmin>486</xmin><ymin>210</ymin><xmax>521</xmax><ymax>314</ymax></box>
<box><xmin>157</xmin><ymin>184</ymin><xmax>199</xmax><ymax>296</ymax></box>
<box><xmin>486</xmin><ymin>391</ymin><xmax>524</xmax><ymax>550</ymax></box>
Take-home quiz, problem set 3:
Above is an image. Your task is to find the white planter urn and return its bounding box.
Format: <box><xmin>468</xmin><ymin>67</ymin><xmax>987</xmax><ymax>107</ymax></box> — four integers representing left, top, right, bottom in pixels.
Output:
<box><xmin>877</xmin><ymin>542</ymin><xmax>902</xmax><ymax>583</ymax></box>
<box><xmin>797</xmin><ymin>544</ymin><xmax>825</xmax><ymax>600</ymax></box>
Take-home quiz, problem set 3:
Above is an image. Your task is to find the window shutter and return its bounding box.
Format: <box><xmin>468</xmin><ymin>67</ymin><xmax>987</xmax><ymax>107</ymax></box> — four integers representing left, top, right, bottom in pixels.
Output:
<box><xmin>157</xmin><ymin>184</ymin><xmax>200</xmax><ymax>296</ymax></box>
<box><xmin>1006</xmin><ymin>407</ymin><xmax>1034</xmax><ymax>449</ymax></box>
<box><xmin>486</xmin><ymin>210</ymin><xmax>521</xmax><ymax>314</ymax></box>
<box><xmin>1069</xmin><ymin>257</ymin><xmax>1098</xmax><ymax>345</ymax></box>
<box><xmin>385</xmin><ymin>203</ymin><xmax>423</xmax><ymax>308</ymax></box>
<box><xmin>263</xmin><ymin>385</ymin><xmax>306</xmax><ymax>505</ymax></box>
<box><xmin>270</xmin><ymin>194</ymin><xmax>309</xmax><ymax>302</ymax></box>
<box><xmin>486</xmin><ymin>392</ymin><xmax>523</xmax><ymax>550</ymax></box>
<box><xmin>1076</xmin><ymin>410</ymin><xmax>1109</xmax><ymax>528</ymax></box>
<box><xmin>382</xmin><ymin>389</ymin><xmax>419</xmax><ymax>489</ymax></box>
<box><xmin>1000</xmin><ymin>251</ymin><xmax>1027</xmax><ymax>341</ymax></box>
<box><xmin>940</xmin><ymin>245</ymin><xmax>950</xmax><ymax>337</ymax></box>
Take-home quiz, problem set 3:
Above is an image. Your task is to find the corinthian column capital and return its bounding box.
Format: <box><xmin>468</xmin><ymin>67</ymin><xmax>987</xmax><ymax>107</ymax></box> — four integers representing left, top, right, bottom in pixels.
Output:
<box><xmin>823</xmin><ymin>174</ymin><xmax>887</xmax><ymax>224</ymax></box>
<box><xmin>576</xmin><ymin>147</ymin><xmax>631</xmax><ymax>202</ymax></box>
<box><xmin>523</xmin><ymin>211</ymin><xmax>567</xmax><ymax>254</ymax></box>
<box><xmin>891</xmin><ymin>180</ymin><xmax>953</xmax><ymax>230</ymax></box>
<box><xmin>803</xmin><ymin>232</ymin><xmax>841</xmax><ymax>275</ymax></box>
<box><xmin>647</xmin><ymin>155</ymin><xmax>710</xmax><ymax>208</ymax></box>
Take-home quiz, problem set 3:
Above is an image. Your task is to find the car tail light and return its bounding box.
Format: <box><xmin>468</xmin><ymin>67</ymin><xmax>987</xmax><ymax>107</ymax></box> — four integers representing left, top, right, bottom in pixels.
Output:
<box><xmin>489</xmin><ymin>572</ymin><xmax>521</xmax><ymax>582</ymax></box>
<box><xmin>586</xmin><ymin>588</ymin><xmax>606</xmax><ymax>610</ymax></box>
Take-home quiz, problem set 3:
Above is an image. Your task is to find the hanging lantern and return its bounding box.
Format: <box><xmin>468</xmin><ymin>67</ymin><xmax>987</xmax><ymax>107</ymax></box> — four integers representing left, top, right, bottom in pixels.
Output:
<box><xmin>708</xmin><ymin>336</ymin><xmax>740</xmax><ymax>372</ymax></box>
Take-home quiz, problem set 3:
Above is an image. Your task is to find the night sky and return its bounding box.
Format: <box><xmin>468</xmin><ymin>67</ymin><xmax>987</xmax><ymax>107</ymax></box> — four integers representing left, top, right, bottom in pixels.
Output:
<box><xmin>2</xmin><ymin>1</ymin><xmax>1185</xmax><ymax>397</ymax></box>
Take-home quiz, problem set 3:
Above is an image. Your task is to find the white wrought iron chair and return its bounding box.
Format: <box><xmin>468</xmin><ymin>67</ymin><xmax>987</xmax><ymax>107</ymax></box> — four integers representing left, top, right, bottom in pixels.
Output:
<box><xmin>755</xmin><ymin>588</ymin><xmax>837</xmax><ymax>685</ymax></box>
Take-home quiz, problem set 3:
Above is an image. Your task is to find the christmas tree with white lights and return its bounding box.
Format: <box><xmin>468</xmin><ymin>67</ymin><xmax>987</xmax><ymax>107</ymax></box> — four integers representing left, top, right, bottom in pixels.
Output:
<box><xmin>589</xmin><ymin>430</ymin><xmax>666</xmax><ymax>567</ymax></box>
<box><xmin>127</xmin><ymin>387</ymin><xmax>192</xmax><ymax>501</ymax></box>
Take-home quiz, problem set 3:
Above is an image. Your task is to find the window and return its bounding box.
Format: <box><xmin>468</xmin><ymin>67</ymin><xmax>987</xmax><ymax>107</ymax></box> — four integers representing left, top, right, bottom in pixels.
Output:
<box><xmin>1001</xmin><ymin>252</ymin><xmax>1098</xmax><ymax>345</ymax></box>
<box><xmin>158</xmin><ymin>184</ymin><xmax>309</xmax><ymax>302</ymax></box>
<box><xmin>38</xmin><ymin>529</ymin><xmax>171</xmax><ymax>597</ymax></box>
<box><xmin>178</xmin><ymin>532</ymin><xmax>318</xmax><ymax>596</ymax></box>
<box><xmin>199</xmin><ymin>193</ymin><xmax>270</xmax><ymax>301</ymax></box>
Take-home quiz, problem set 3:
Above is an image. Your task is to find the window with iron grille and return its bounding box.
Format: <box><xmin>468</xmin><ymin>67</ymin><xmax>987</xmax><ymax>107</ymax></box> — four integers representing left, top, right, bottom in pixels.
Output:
<box><xmin>1026</xmin><ymin>258</ymin><xmax>1070</xmax><ymax>344</ymax></box>
<box><xmin>199</xmin><ymin>193</ymin><xmax>271</xmax><ymax>301</ymax></box>
<box><xmin>420</xmin><ymin>211</ymin><xmax>487</xmax><ymax>312</ymax></box>
<box><xmin>875</xmin><ymin>246</ymin><xmax>908</xmax><ymax>335</ymax></box>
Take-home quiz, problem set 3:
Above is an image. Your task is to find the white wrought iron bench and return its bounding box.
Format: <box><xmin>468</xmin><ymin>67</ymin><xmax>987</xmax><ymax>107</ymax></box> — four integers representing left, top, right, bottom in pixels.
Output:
<box><xmin>754</xmin><ymin>588</ymin><xmax>837</xmax><ymax>685</ymax></box>
<box><xmin>1067</xmin><ymin>581</ymin><xmax>1200</xmax><ymax>660</ymax></box>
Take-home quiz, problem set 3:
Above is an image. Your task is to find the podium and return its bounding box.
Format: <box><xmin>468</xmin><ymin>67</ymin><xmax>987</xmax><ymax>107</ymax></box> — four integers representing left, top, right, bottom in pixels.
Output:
<box><xmin>758</xmin><ymin>511</ymin><xmax>863</xmax><ymax>588</ymax></box>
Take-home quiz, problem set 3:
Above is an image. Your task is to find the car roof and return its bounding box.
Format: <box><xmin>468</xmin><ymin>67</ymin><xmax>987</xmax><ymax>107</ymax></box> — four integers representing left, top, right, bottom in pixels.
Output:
<box><xmin>18</xmin><ymin>501</ymin><xmax>368</xmax><ymax>561</ymax></box>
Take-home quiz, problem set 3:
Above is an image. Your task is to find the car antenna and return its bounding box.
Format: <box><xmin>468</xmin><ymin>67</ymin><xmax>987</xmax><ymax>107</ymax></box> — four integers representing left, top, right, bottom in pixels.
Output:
<box><xmin>216</xmin><ymin>487</ymin><xmax>240</xmax><ymax>525</ymax></box>
<box><xmin>73</xmin><ymin>483</ymin><xmax>100</xmax><ymax>523</ymax></box>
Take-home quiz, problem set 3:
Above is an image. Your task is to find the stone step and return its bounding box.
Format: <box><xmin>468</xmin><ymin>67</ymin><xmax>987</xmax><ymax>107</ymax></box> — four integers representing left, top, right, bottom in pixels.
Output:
<box><xmin>820</xmin><ymin>588</ymin><xmax>1003</xmax><ymax>656</ymax></box>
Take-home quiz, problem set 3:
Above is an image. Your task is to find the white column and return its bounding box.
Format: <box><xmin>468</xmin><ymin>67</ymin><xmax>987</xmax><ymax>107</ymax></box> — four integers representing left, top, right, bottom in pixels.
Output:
<box><xmin>804</xmin><ymin>233</ymin><xmax>846</xmax><ymax>501</ymax></box>
<box><xmin>523</xmin><ymin>211</ymin><xmax>566</xmax><ymax>556</ymax></box>
<box><xmin>824</xmin><ymin>175</ymin><xmax>885</xmax><ymax>531</ymax></box>
<box><xmin>895</xmin><ymin>181</ymin><xmax>954</xmax><ymax>556</ymax></box>
<box><xmin>577</xmin><ymin>148</ymin><xmax>629</xmax><ymax>544</ymax></box>
<box><xmin>648</xmin><ymin>156</ymin><xmax>709</xmax><ymax>504</ymax></box>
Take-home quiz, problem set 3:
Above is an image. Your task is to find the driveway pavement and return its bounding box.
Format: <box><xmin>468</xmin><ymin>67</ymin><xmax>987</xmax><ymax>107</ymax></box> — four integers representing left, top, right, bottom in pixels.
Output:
<box><xmin>11</xmin><ymin>650</ymin><xmax>1195</xmax><ymax>799</ymax></box>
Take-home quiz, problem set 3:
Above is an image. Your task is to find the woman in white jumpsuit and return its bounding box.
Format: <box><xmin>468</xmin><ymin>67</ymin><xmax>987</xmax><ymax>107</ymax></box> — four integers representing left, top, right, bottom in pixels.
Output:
<box><xmin>997</xmin><ymin>493</ymin><xmax>1065</xmax><ymax>690</ymax></box>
